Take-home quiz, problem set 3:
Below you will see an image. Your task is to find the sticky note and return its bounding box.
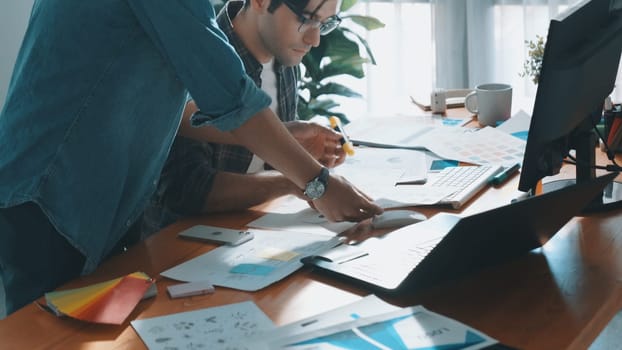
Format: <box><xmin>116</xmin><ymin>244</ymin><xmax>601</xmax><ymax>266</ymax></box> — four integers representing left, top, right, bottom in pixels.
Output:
<box><xmin>512</xmin><ymin>130</ymin><xmax>529</xmax><ymax>141</ymax></box>
<box><xmin>442</xmin><ymin>118</ymin><xmax>464</xmax><ymax>126</ymax></box>
<box><xmin>230</xmin><ymin>264</ymin><xmax>275</xmax><ymax>276</ymax></box>
<box><xmin>430</xmin><ymin>159</ymin><xmax>459</xmax><ymax>171</ymax></box>
<box><xmin>257</xmin><ymin>247</ymin><xmax>299</xmax><ymax>261</ymax></box>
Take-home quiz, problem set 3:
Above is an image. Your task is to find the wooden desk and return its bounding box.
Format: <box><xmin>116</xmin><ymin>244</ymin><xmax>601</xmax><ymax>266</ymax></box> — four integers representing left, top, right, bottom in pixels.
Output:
<box><xmin>2</xmin><ymin>116</ymin><xmax>622</xmax><ymax>349</ymax></box>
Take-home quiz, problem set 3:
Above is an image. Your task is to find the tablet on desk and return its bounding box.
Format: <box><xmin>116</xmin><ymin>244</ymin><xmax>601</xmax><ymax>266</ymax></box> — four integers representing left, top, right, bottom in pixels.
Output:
<box><xmin>178</xmin><ymin>225</ymin><xmax>254</xmax><ymax>246</ymax></box>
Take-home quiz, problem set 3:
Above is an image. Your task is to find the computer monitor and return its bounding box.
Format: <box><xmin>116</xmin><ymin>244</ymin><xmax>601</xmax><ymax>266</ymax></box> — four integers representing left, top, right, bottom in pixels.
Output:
<box><xmin>518</xmin><ymin>0</ymin><xmax>622</xmax><ymax>212</ymax></box>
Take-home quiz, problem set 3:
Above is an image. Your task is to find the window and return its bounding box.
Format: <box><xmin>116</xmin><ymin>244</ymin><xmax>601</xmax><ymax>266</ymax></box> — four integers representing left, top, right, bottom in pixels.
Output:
<box><xmin>333</xmin><ymin>0</ymin><xmax>622</xmax><ymax>121</ymax></box>
<box><xmin>333</xmin><ymin>0</ymin><xmax>433</xmax><ymax>119</ymax></box>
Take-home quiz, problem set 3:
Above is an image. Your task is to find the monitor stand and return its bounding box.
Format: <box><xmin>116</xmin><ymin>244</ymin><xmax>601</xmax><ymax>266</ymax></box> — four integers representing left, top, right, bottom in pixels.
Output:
<box><xmin>543</xmin><ymin>179</ymin><xmax>622</xmax><ymax>213</ymax></box>
<box><xmin>541</xmin><ymin>118</ymin><xmax>622</xmax><ymax>213</ymax></box>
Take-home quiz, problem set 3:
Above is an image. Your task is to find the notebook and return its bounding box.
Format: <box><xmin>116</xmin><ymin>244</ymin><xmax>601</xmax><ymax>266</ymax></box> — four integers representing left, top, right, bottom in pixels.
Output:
<box><xmin>303</xmin><ymin>172</ymin><xmax>617</xmax><ymax>293</ymax></box>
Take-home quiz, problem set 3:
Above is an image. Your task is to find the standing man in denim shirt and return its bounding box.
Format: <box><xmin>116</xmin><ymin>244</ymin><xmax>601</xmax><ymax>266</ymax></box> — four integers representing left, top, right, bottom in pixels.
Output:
<box><xmin>0</xmin><ymin>0</ymin><xmax>382</xmax><ymax>315</ymax></box>
<box><xmin>139</xmin><ymin>0</ymin><xmax>348</xmax><ymax>235</ymax></box>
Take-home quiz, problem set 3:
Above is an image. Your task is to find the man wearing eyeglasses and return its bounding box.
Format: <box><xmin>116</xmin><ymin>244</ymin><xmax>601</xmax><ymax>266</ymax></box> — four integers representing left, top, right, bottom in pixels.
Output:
<box><xmin>137</xmin><ymin>0</ymin><xmax>346</xmax><ymax>235</ymax></box>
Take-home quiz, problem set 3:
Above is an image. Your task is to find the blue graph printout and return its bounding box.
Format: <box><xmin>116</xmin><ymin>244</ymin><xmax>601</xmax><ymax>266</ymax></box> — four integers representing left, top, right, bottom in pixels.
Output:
<box><xmin>270</xmin><ymin>306</ymin><xmax>497</xmax><ymax>350</ymax></box>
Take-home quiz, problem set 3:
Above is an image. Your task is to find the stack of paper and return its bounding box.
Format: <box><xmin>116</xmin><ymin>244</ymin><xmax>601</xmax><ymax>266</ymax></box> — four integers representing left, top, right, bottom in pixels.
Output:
<box><xmin>161</xmin><ymin>229</ymin><xmax>341</xmax><ymax>291</ymax></box>
<box><xmin>253</xmin><ymin>295</ymin><xmax>498</xmax><ymax>349</ymax></box>
<box><xmin>44</xmin><ymin>271</ymin><xmax>156</xmax><ymax>325</ymax></box>
<box><xmin>131</xmin><ymin>296</ymin><xmax>498</xmax><ymax>349</ymax></box>
<box><xmin>345</xmin><ymin>114</ymin><xmax>527</xmax><ymax>167</ymax></box>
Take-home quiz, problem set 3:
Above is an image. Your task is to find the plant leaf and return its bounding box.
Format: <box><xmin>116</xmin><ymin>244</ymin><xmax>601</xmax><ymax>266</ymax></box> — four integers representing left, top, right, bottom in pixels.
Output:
<box><xmin>321</xmin><ymin>30</ymin><xmax>361</xmax><ymax>59</ymax></box>
<box><xmin>316</xmin><ymin>82</ymin><xmax>362</xmax><ymax>98</ymax></box>
<box><xmin>340</xmin><ymin>0</ymin><xmax>358</xmax><ymax>13</ymax></box>
<box><xmin>340</xmin><ymin>27</ymin><xmax>377</xmax><ymax>65</ymax></box>
<box><xmin>308</xmin><ymin>98</ymin><xmax>340</xmax><ymax>111</ymax></box>
<box><xmin>296</xmin><ymin>104</ymin><xmax>314</xmax><ymax>120</ymax></box>
<box><xmin>346</xmin><ymin>15</ymin><xmax>385</xmax><ymax>30</ymax></box>
<box><xmin>319</xmin><ymin>57</ymin><xmax>368</xmax><ymax>79</ymax></box>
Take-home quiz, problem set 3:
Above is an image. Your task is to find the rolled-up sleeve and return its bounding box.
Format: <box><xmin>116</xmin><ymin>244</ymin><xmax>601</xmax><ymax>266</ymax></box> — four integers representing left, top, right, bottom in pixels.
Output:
<box><xmin>127</xmin><ymin>0</ymin><xmax>271</xmax><ymax>131</ymax></box>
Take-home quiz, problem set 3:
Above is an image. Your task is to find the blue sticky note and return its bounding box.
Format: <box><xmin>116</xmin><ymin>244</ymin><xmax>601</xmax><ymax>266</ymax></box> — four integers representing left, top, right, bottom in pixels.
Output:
<box><xmin>230</xmin><ymin>264</ymin><xmax>275</xmax><ymax>276</ymax></box>
<box><xmin>430</xmin><ymin>159</ymin><xmax>459</xmax><ymax>171</ymax></box>
<box><xmin>512</xmin><ymin>130</ymin><xmax>529</xmax><ymax>141</ymax></box>
<box><xmin>442</xmin><ymin>118</ymin><xmax>463</xmax><ymax>126</ymax></box>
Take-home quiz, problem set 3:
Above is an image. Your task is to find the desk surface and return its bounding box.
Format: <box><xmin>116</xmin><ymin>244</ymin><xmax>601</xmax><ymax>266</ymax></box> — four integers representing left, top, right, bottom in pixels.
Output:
<box><xmin>2</xmin><ymin>112</ymin><xmax>622</xmax><ymax>350</ymax></box>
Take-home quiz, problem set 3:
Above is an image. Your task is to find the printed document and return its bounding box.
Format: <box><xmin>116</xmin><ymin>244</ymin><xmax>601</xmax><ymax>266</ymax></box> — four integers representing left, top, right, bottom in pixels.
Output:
<box><xmin>346</xmin><ymin>116</ymin><xmax>526</xmax><ymax>167</ymax></box>
<box><xmin>247</xmin><ymin>296</ymin><xmax>497</xmax><ymax>349</ymax></box>
<box><xmin>132</xmin><ymin>301</ymin><xmax>275</xmax><ymax>349</ymax></box>
<box><xmin>161</xmin><ymin>229</ymin><xmax>341</xmax><ymax>291</ymax></box>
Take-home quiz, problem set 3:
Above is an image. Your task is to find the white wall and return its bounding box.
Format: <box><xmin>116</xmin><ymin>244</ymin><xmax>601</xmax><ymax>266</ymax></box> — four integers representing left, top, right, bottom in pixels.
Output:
<box><xmin>0</xmin><ymin>1</ymin><xmax>34</xmax><ymax>109</ymax></box>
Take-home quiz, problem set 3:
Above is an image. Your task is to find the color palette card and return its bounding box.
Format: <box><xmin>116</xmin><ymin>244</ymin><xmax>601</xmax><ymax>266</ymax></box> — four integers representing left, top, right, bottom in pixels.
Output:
<box><xmin>44</xmin><ymin>271</ymin><xmax>156</xmax><ymax>325</ymax></box>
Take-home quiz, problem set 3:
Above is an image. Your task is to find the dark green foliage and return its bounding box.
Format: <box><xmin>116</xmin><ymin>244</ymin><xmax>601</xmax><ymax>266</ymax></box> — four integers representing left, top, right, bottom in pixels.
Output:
<box><xmin>297</xmin><ymin>2</ymin><xmax>384</xmax><ymax>123</ymax></box>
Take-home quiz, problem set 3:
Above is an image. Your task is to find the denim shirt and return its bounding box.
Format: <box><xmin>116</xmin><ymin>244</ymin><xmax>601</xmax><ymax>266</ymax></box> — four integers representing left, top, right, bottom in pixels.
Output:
<box><xmin>0</xmin><ymin>0</ymin><xmax>271</xmax><ymax>273</ymax></box>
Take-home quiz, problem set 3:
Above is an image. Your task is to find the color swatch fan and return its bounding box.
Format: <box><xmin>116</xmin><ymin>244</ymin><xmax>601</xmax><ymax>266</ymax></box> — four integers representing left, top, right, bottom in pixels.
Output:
<box><xmin>44</xmin><ymin>271</ymin><xmax>156</xmax><ymax>325</ymax></box>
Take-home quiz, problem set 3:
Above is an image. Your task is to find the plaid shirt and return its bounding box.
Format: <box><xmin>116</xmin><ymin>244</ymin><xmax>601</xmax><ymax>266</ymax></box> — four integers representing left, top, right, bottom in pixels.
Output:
<box><xmin>139</xmin><ymin>1</ymin><xmax>299</xmax><ymax>236</ymax></box>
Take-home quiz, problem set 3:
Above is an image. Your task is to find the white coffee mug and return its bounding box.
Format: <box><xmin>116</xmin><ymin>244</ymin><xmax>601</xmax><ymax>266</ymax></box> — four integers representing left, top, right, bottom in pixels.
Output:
<box><xmin>465</xmin><ymin>83</ymin><xmax>512</xmax><ymax>127</ymax></box>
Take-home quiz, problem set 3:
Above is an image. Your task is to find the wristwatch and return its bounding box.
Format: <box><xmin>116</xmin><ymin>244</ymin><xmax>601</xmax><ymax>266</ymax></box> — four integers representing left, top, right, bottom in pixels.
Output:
<box><xmin>304</xmin><ymin>167</ymin><xmax>330</xmax><ymax>200</ymax></box>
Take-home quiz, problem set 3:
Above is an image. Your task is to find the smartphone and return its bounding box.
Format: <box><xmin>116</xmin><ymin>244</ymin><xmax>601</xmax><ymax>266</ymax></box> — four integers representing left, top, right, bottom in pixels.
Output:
<box><xmin>178</xmin><ymin>225</ymin><xmax>254</xmax><ymax>246</ymax></box>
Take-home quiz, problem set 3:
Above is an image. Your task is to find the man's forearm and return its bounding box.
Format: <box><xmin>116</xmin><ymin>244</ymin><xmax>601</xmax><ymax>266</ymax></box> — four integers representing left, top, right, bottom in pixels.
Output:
<box><xmin>202</xmin><ymin>171</ymin><xmax>302</xmax><ymax>213</ymax></box>
<box><xmin>178</xmin><ymin>100</ymin><xmax>321</xmax><ymax>188</ymax></box>
<box><xmin>185</xmin><ymin>106</ymin><xmax>382</xmax><ymax>222</ymax></box>
<box><xmin>231</xmin><ymin>108</ymin><xmax>322</xmax><ymax>190</ymax></box>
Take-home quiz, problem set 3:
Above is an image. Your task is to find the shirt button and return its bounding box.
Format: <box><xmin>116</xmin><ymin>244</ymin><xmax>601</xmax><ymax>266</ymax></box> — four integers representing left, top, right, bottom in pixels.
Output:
<box><xmin>126</xmin><ymin>220</ymin><xmax>132</xmax><ymax>227</ymax></box>
<box><xmin>153</xmin><ymin>180</ymin><xmax>158</xmax><ymax>186</ymax></box>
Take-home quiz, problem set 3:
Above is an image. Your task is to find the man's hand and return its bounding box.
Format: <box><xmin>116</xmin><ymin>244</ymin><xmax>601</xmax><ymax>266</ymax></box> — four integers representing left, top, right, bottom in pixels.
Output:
<box><xmin>285</xmin><ymin>120</ymin><xmax>346</xmax><ymax>168</ymax></box>
<box><xmin>312</xmin><ymin>173</ymin><xmax>383</xmax><ymax>222</ymax></box>
<box><xmin>230</xmin><ymin>109</ymin><xmax>379</xmax><ymax>223</ymax></box>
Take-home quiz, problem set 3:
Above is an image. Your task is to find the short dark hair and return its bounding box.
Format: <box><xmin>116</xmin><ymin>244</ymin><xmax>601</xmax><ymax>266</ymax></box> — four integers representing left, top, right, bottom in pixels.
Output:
<box><xmin>241</xmin><ymin>0</ymin><xmax>312</xmax><ymax>13</ymax></box>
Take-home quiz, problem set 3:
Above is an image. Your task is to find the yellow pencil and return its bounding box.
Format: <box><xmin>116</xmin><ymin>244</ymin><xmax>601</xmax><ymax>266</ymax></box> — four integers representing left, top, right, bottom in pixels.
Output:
<box><xmin>329</xmin><ymin>116</ymin><xmax>355</xmax><ymax>156</ymax></box>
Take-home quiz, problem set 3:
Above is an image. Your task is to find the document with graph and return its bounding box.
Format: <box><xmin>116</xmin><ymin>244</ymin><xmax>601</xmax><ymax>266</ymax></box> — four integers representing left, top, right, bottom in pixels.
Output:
<box><xmin>346</xmin><ymin>116</ymin><xmax>525</xmax><ymax>167</ymax></box>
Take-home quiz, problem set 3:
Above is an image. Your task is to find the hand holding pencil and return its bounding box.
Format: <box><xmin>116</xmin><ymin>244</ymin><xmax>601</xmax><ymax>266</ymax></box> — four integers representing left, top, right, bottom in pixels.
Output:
<box><xmin>329</xmin><ymin>116</ymin><xmax>355</xmax><ymax>156</ymax></box>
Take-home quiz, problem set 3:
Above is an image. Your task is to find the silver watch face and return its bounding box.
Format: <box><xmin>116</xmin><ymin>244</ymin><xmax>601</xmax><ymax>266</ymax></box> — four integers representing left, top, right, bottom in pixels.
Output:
<box><xmin>304</xmin><ymin>167</ymin><xmax>329</xmax><ymax>200</ymax></box>
<box><xmin>305</xmin><ymin>180</ymin><xmax>326</xmax><ymax>200</ymax></box>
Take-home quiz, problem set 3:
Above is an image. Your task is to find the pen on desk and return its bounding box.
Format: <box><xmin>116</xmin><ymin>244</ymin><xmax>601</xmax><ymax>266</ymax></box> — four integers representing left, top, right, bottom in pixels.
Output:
<box><xmin>488</xmin><ymin>163</ymin><xmax>521</xmax><ymax>186</ymax></box>
<box><xmin>329</xmin><ymin>116</ymin><xmax>355</xmax><ymax>156</ymax></box>
<box><xmin>300</xmin><ymin>319</ymin><xmax>319</xmax><ymax>327</ymax></box>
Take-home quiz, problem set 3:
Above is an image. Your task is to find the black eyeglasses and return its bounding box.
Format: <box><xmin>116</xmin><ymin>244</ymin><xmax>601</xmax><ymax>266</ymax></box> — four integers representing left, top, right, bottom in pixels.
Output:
<box><xmin>280</xmin><ymin>0</ymin><xmax>342</xmax><ymax>36</ymax></box>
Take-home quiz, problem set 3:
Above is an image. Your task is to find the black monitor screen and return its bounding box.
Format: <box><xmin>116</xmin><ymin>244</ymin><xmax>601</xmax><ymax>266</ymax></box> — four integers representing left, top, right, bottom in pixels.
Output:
<box><xmin>518</xmin><ymin>0</ymin><xmax>622</xmax><ymax>193</ymax></box>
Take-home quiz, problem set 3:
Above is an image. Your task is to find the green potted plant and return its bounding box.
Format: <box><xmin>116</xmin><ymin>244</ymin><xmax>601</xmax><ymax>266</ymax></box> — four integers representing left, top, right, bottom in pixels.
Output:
<box><xmin>297</xmin><ymin>0</ymin><xmax>384</xmax><ymax>122</ymax></box>
<box><xmin>519</xmin><ymin>35</ymin><xmax>545</xmax><ymax>85</ymax></box>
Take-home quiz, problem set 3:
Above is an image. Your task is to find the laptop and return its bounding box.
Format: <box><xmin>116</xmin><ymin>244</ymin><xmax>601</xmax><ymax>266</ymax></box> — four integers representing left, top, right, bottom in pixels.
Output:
<box><xmin>302</xmin><ymin>172</ymin><xmax>617</xmax><ymax>293</ymax></box>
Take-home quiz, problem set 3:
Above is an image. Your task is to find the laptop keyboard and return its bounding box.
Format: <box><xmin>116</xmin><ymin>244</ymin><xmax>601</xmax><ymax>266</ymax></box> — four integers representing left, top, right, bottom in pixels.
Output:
<box><xmin>408</xmin><ymin>239</ymin><xmax>439</xmax><ymax>260</ymax></box>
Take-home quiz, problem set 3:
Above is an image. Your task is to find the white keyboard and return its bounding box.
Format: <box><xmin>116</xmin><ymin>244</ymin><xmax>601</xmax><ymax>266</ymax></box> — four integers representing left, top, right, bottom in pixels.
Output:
<box><xmin>425</xmin><ymin>165</ymin><xmax>503</xmax><ymax>209</ymax></box>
